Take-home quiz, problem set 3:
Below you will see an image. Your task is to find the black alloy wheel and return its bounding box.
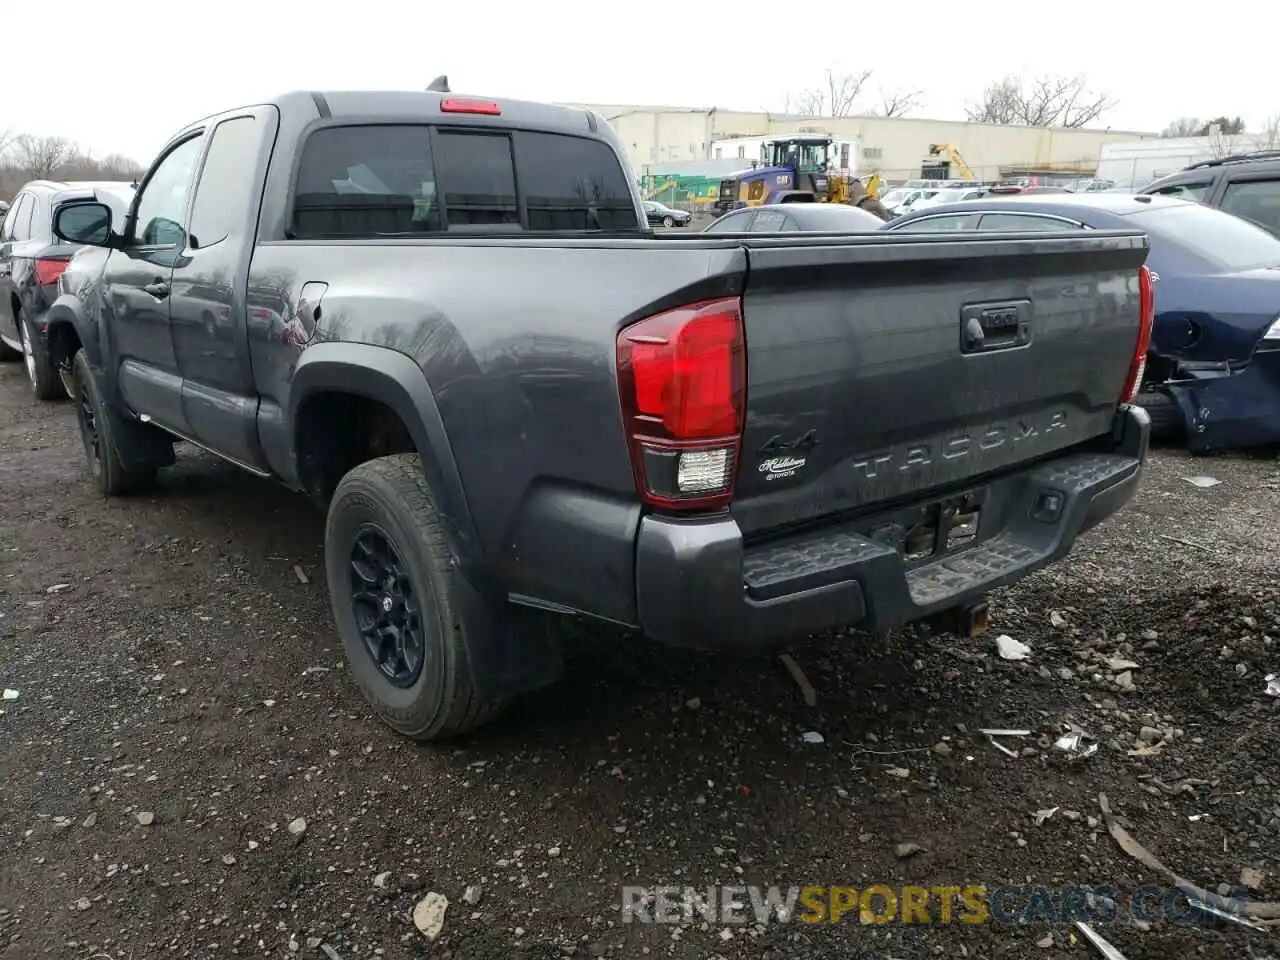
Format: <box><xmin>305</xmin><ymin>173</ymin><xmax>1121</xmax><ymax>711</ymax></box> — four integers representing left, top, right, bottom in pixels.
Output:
<box><xmin>349</xmin><ymin>526</ymin><xmax>426</xmax><ymax>688</ymax></box>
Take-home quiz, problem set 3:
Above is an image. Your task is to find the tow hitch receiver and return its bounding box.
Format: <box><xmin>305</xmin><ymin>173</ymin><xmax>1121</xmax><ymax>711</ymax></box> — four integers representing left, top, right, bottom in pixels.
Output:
<box><xmin>924</xmin><ymin>600</ymin><xmax>990</xmax><ymax>639</ymax></box>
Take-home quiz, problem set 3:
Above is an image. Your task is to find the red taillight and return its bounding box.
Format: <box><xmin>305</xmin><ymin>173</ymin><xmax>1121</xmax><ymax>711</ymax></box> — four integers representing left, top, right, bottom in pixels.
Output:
<box><xmin>617</xmin><ymin>297</ymin><xmax>746</xmax><ymax>510</ymax></box>
<box><xmin>35</xmin><ymin>258</ymin><xmax>70</xmax><ymax>286</ymax></box>
<box><xmin>1121</xmin><ymin>264</ymin><xmax>1157</xmax><ymax>404</ymax></box>
<box><xmin>440</xmin><ymin>97</ymin><xmax>501</xmax><ymax>116</ymax></box>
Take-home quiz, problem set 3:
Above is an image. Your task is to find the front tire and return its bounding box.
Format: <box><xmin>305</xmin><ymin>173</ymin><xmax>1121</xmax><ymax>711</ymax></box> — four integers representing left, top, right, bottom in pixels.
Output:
<box><xmin>325</xmin><ymin>454</ymin><xmax>505</xmax><ymax>740</ymax></box>
<box><xmin>71</xmin><ymin>349</ymin><xmax>156</xmax><ymax>495</ymax></box>
<box><xmin>662</xmin><ymin>216</ymin><xmax>674</xmax><ymax>227</ymax></box>
<box><xmin>19</xmin><ymin>309</ymin><xmax>66</xmax><ymax>401</ymax></box>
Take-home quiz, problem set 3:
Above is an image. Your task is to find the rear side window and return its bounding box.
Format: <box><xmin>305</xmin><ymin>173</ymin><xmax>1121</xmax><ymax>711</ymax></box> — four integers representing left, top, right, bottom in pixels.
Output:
<box><xmin>751</xmin><ymin>210</ymin><xmax>790</xmax><ymax>232</ymax></box>
<box><xmin>704</xmin><ymin>211</ymin><xmax>755</xmax><ymax>233</ymax></box>
<box><xmin>293</xmin><ymin>126</ymin><xmax>439</xmax><ymax>238</ymax></box>
<box><xmin>1130</xmin><ymin>203</ymin><xmax>1280</xmax><ymax>272</ymax></box>
<box><xmin>517</xmin><ymin>132</ymin><xmax>637</xmax><ymax>229</ymax></box>
<box><xmin>1220</xmin><ymin>178</ymin><xmax>1280</xmax><ymax>236</ymax></box>
<box><xmin>1149</xmin><ymin>180</ymin><xmax>1213</xmax><ymax>202</ymax></box>
<box><xmin>891</xmin><ymin>214</ymin><xmax>974</xmax><ymax>233</ymax></box>
<box><xmin>977</xmin><ymin>213</ymin><xmax>1083</xmax><ymax>232</ymax></box>
<box><xmin>290</xmin><ymin>124</ymin><xmax>638</xmax><ymax>237</ymax></box>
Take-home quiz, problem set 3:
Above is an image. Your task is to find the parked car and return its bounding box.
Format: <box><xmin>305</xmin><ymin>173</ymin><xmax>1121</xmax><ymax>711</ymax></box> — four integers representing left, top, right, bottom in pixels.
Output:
<box><xmin>1140</xmin><ymin>150</ymin><xmax>1280</xmax><ymax>236</ymax></box>
<box><xmin>907</xmin><ymin>185</ymin><xmax>989</xmax><ymax>213</ymax></box>
<box><xmin>45</xmin><ymin>88</ymin><xmax>1151</xmax><ymax>740</ymax></box>
<box><xmin>886</xmin><ymin>193</ymin><xmax>1280</xmax><ymax>452</ymax></box>
<box><xmin>879</xmin><ymin>187</ymin><xmax>938</xmax><ymax>214</ymax></box>
<box><xmin>700</xmin><ymin>202</ymin><xmax>885</xmax><ymax>233</ymax></box>
<box><xmin>0</xmin><ymin>180</ymin><xmax>135</xmax><ymax>397</ymax></box>
<box><xmin>642</xmin><ymin>200</ymin><xmax>691</xmax><ymax>227</ymax></box>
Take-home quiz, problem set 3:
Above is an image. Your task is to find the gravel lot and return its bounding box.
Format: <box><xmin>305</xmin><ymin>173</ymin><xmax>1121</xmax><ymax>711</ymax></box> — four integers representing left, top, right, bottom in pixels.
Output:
<box><xmin>1</xmin><ymin>359</ymin><xmax>1278</xmax><ymax>960</ymax></box>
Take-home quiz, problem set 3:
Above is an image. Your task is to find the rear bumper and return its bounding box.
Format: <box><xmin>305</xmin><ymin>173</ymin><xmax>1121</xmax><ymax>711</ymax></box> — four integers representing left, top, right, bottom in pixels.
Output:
<box><xmin>1164</xmin><ymin>349</ymin><xmax>1280</xmax><ymax>453</ymax></box>
<box><xmin>635</xmin><ymin>405</ymin><xmax>1149</xmax><ymax>650</ymax></box>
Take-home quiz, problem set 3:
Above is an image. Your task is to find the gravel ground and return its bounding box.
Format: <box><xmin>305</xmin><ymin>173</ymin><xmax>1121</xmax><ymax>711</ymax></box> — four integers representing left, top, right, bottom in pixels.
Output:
<box><xmin>1</xmin><ymin>359</ymin><xmax>1278</xmax><ymax>960</ymax></box>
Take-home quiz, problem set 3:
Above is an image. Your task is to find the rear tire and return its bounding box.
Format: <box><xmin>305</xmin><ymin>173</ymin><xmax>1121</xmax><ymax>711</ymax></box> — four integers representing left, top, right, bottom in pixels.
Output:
<box><xmin>662</xmin><ymin>215</ymin><xmax>674</xmax><ymax>227</ymax></box>
<box><xmin>71</xmin><ymin>349</ymin><xmax>157</xmax><ymax>496</ymax></box>
<box><xmin>1136</xmin><ymin>389</ymin><xmax>1185</xmax><ymax>442</ymax></box>
<box><xmin>19</xmin><ymin>309</ymin><xmax>67</xmax><ymax>401</ymax></box>
<box><xmin>325</xmin><ymin>454</ymin><xmax>505</xmax><ymax>741</ymax></box>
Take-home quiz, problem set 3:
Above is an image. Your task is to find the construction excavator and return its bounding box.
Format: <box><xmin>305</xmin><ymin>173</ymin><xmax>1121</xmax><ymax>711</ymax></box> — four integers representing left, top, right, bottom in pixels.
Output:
<box><xmin>715</xmin><ymin>134</ymin><xmax>867</xmax><ymax>212</ymax></box>
<box><xmin>921</xmin><ymin>143</ymin><xmax>976</xmax><ymax>181</ymax></box>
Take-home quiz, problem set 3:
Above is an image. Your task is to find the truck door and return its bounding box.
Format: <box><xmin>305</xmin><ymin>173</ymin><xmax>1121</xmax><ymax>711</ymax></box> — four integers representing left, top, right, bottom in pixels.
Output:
<box><xmin>169</xmin><ymin>111</ymin><xmax>273</xmax><ymax>472</ymax></box>
<box><xmin>103</xmin><ymin>134</ymin><xmax>205</xmax><ymax>433</ymax></box>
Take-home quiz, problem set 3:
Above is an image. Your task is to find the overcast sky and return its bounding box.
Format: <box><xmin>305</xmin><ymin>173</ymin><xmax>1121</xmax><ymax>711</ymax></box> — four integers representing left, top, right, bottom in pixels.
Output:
<box><xmin>4</xmin><ymin>0</ymin><xmax>1266</xmax><ymax>163</ymax></box>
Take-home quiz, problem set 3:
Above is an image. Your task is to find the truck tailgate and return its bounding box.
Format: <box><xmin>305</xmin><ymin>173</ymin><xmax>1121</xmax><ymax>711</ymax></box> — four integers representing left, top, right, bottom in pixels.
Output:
<box><xmin>733</xmin><ymin>231</ymin><xmax>1149</xmax><ymax>538</ymax></box>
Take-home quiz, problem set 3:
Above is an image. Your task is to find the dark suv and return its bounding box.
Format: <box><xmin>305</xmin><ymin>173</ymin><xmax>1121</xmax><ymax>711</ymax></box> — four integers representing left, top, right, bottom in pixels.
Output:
<box><xmin>1140</xmin><ymin>150</ymin><xmax>1280</xmax><ymax>235</ymax></box>
<box><xmin>0</xmin><ymin>180</ymin><xmax>134</xmax><ymax>398</ymax></box>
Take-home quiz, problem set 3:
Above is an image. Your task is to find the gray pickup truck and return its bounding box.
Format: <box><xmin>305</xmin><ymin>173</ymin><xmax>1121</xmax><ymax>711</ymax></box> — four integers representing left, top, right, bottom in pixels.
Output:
<box><xmin>42</xmin><ymin>87</ymin><xmax>1153</xmax><ymax>739</ymax></box>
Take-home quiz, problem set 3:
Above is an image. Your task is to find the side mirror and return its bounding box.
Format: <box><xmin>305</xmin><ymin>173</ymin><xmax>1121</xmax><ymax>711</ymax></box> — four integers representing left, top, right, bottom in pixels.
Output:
<box><xmin>53</xmin><ymin>202</ymin><xmax>115</xmax><ymax>248</ymax></box>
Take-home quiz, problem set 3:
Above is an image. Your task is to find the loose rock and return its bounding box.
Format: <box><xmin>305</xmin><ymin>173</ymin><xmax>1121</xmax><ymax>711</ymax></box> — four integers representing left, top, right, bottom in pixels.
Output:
<box><xmin>413</xmin><ymin>892</ymin><xmax>449</xmax><ymax>941</ymax></box>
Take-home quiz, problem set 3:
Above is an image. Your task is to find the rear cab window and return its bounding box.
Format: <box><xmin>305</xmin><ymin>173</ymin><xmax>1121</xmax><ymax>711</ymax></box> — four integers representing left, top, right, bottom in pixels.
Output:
<box><xmin>1129</xmin><ymin>203</ymin><xmax>1280</xmax><ymax>272</ymax></box>
<box><xmin>290</xmin><ymin>124</ymin><xmax>640</xmax><ymax>238</ymax></box>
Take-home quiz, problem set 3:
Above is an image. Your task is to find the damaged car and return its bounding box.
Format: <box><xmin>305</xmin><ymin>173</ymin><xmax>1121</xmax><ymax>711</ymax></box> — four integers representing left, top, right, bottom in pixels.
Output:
<box><xmin>885</xmin><ymin>192</ymin><xmax>1280</xmax><ymax>452</ymax></box>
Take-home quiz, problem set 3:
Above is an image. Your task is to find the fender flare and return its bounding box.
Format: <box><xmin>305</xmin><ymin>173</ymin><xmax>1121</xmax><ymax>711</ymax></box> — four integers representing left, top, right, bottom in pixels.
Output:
<box><xmin>42</xmin><ymin>293</ymin><xmax>102</xmax><ymax>369</ymax></box>
<box><xmin>288</xmin><ymin>341</ymin><xmax>483</xmax><ymax>578</ymax></box>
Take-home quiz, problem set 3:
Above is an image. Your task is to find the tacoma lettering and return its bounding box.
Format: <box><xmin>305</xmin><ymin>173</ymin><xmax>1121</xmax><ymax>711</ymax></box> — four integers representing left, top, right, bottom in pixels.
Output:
<box><xmin>851</xmin><ymin>412</ymin><xmax>1069</xmax><ymax>479</ymax></box>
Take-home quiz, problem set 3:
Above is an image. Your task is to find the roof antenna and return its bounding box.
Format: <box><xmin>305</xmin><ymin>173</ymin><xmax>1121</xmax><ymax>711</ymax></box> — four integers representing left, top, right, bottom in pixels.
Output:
<box><xmin>426</xmin><ymin>75</ymin><xmax>450</xmax><ymax>93</ymax></box>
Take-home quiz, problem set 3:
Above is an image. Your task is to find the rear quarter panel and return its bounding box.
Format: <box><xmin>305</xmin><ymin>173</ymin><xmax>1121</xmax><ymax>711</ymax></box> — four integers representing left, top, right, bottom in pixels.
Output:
<box><xmin>248</xmin><ymin>239</ymin><xmax>745</xmax><ymax>618</ymax></box>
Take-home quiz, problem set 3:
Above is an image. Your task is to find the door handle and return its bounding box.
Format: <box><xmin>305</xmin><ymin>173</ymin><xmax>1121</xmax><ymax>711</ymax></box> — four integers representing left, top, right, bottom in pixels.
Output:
<box><xmin>143</xmin><ymin>280</ymin><xmax>170</xmax><ymax>298</ymax></box>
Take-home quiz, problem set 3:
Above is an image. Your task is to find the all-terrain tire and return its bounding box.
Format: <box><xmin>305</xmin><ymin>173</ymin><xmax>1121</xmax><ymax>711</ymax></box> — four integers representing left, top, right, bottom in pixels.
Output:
<box><xmin>1136</xmin><ymin>389</ymin><xmax>1185</xmax><ymax>443</ymax></box>
<box><xmin>71</xmin><ymin>349</ymin><xmax>157</xmax><ymax>495</ymax></box>
<box><xmin>325</xmin><ymin>454</ymin><xmax>505</xmax><ymax>740</ymax></box>
<box><xmin>19</xmin><ymin>308</ymin><xmax>67</xmax><ymax>401</ymax></box>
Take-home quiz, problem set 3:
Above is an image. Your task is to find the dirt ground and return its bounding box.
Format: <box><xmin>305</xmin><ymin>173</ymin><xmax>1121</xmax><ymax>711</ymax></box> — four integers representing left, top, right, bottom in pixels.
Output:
<box><xmin>1</xmin><ymin>359</ymin><xmax>1278</xmax><ymax>960</ymax></box>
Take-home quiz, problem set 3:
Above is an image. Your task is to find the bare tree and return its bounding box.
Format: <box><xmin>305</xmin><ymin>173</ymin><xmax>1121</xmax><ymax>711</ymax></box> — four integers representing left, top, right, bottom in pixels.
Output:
<box><xmin>1161</xmin><ymin>117</ymin><xmax>1203</xmax><ymax>138</ymax></box>
<box><xmin>966</xmin><ymin>74</ymin><xmax>1116</xmax><ymax>128</ymax></box>
<box><xmin>1206</xmin><ymin>123</ymin><xmax>1242</xmax><ymax>160</ymax></box>
<box><xmin>1258</xmin><ymin>113</ymin><xmax>1280</xmax><ymax>150</ymax></box>
<box><xmin>793</xmin><ymin>88</ymin><xmax>826</xmax><ymax>117</ymax></box>
<box><xmin>877</xmin><ymin>88</ymin><xmax>923</xmax><ymax>119</ymax></box>
<box><xmin>825</xmin><ymin>68</ymin><xmax>872</xmax><ymax>117</ymax></box>
<box><xmin>11</xmin><ymin>134</ymin><xmax>77</xmax><ymax>179</ymax></box>
<box><xmin>0</xmin><ymin>130</ymin><xmax>16</xmax><ymax>160</ymax></box>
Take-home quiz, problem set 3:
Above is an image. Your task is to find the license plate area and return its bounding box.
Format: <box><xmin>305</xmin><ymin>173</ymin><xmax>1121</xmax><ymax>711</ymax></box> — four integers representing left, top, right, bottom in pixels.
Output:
<box><xmin>865</xmin><ymin>489</ymin><xmax>987</xmax><ymax>567</ymax></box>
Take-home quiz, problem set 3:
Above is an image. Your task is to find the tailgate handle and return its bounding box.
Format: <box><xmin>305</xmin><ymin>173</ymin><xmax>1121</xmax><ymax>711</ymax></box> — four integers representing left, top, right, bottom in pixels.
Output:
<box><xmin>960</xmin><ymin>300</ymin><xmax>1032</xmax><ymax>354</ymax></box>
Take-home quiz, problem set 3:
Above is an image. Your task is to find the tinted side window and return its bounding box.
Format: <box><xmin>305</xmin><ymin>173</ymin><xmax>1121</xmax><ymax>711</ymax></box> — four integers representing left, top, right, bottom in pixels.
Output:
<box><xmin>1220</xmin><ymin>178</ymin><xmax>1280</xmax><ymax>235</ymax></box>
<box><xmin>293</xmin><ymin>126</ymin><xmax>439</xmax><ymax>239</ymax></box>
<box><xmin>5</xmin><ymin>195</ymin><xmax>32</xmax><ymax>240</ymax></box>
<box><xmin>133</xmin><ymin>136</ymin><xmax>204</xmax><ymax>248</ymax></box>
<box><xmin>189</xmin><ymin>116</ymin><xmax>265</xmax><ymax>248</ymax></box>
<box><xmin>518</xmin><ymin>132</ymin><xmax>637</xmax><ymax>230</ymax></box>
<box><xmin>432</xmin><ymin>131</ymin><xmax>518</xmax><ymax>227</ymax></box>
<box><xmin>1150</xmin><ymin>180</ymin><xmax>1213</xmax><ymax>201</ymax></box>
<box><xmin>891</xmin><ymin>214</ymin><xmax>974</xmax><ymax>233</ymax></box>
<box><xmin>978</xmin><ymin>213</ymin><xmax>1082</xmax><ymax>232</ymax></box>
<box><xmin>751</xmin><ymin>210</ymin><xmax>789</xmax><ymax>232</ymax></box>
<box><xmin>705</xmin><ymin>212</ymin><xmax>754</xmax><ymax>233</ymax></box>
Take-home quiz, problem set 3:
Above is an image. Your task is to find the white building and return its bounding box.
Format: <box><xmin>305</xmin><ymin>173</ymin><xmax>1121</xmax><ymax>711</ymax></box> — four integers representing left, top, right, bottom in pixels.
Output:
<box><xmin>1096</xmin><ymin>134</ymin><xmax>1272</xmax><ymax>184</ymax></box>
<box><xmin>567</xmin><ymin>103</ymin><xmax>1158</xmax><ymax>182</ymax></box>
